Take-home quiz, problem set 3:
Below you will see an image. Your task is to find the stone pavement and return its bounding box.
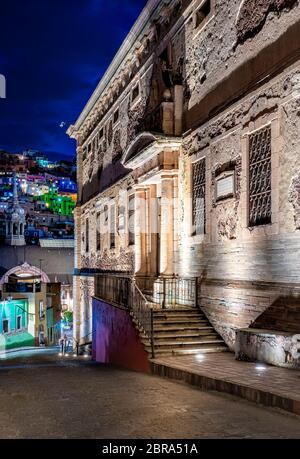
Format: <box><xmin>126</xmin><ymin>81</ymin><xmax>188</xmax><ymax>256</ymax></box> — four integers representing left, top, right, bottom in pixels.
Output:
<box><xmin>151</xmin><ymin>352</ymin><xmax>300</xmax><ymax>415</ymax></box>
<box><xmin>0</xmin><ymin>352</ymin><xmax>300</xmax><ymax>438</ymax></box>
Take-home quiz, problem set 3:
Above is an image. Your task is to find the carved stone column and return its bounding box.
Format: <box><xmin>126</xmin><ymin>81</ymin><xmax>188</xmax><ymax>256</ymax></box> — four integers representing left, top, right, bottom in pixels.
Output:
<box><xmin>134</xmin><ymin>187</ymin><xmax>147</xmax><ymax>275</ymax></box>
<box><xmin>174</xmin><ymin>85</ymin><xmax>183</xmax><ymax>136</ymax></box>
<box><xmin>145</xmin><ymin>184</ymin><xmax>158</xmax><ymax>276</ymax></box>
<box><xmin>159</xmin><ymin>175</ymin><xmax>176</xmax><ymax>276</ymax></box>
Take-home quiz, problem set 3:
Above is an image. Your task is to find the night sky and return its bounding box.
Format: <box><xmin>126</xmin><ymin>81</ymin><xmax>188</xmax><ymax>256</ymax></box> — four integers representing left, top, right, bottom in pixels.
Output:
<box><xmin>0</xmin><ymin>0</ymin><xmax>147</xmax><ymax>160</ymax></box>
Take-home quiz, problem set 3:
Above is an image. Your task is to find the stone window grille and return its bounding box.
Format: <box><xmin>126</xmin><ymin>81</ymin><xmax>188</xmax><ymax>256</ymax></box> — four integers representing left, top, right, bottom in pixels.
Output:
<box><xmin>110</xmin><ymin>204</ymin><xmax>116</xmax><ymax>249</ymax></box>
<box><xmin>96</xmin><ymin>212</ymin><xmax>101</xmax><ymax>252</ymax></box>
<box><xmin>248</xmin><ymin>125</ymin><xmax>272</xmax><ymax>227</ymax></box>
<box><xmin>128</xmin><ymin>195</ymin><xmax>135</xmax><ymax>246</ymax></box>
<box><xmin>192</xmin><ymin>158</ymin><xmax>206</xmax><ymax>235</ymax></box>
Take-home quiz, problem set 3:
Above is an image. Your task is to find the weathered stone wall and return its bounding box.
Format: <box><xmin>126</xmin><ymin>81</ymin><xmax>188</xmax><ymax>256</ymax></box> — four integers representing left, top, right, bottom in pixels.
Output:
<box><xmin>185</xmin><ymin>0</ymin><xmax>300</xmax><ymax>115</ymax></box>
<box><xmin>79</xmin><ymin>173</ymin><xmax>136</xmax><ymax>274</ymax></box>
<box><xmin>72</xmin><ymin>0</ymin><xmax>300</xmax><ymax>347</ymax></box>
<box><xmin>179</xmin><ymin>61</ymin><xmax>300</xmax><ymax>349</ymax></box>
<box><xmin>81</xmin><ymin>63</ymin><xmax>153</xmax><ymax>205</ymax></box>
<box><xmin>235</xmin><ymin>328</ymin><xmax>300</xmax><ymax>369</ymax></box>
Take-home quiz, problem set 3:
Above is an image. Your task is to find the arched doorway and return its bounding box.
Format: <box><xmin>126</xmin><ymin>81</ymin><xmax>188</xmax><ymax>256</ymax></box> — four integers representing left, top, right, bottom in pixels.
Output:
<box><xmin>0</xmin><ymin>262</ymin><xmax>50</xmax><ymax>287</ymax></box>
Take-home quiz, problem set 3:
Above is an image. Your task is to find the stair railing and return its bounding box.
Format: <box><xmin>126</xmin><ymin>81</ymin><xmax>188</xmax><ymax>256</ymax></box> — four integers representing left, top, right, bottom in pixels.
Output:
<box><xmin>136</xmin><ymin>275</ymin><xmax>199</xmax><ymax>308</ymax></box>
<box><xmin>130</xmin><ymin>282</ymin><xmax>155</xmax><ymax>359</ymax></box>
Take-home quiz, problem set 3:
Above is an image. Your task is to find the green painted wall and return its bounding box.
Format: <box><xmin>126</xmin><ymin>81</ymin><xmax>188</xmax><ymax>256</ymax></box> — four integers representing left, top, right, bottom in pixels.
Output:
<box><xmin>0</xmin><ymin>299</ymin><xmax>34</xmax><ymax>351</ymax></box>
<box><xmin>33</xmin><ymin>191</ymin><xmax>75</xmax><ymax>216</ymax></box>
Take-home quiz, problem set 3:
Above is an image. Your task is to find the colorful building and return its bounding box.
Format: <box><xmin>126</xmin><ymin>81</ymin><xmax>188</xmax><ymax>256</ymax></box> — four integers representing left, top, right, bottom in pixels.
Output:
<box><xmin>33</xmin><ymin>191</ymin><xmax>75</xmax><ymax>216</ymax></box>
<box><xmin>0</xmin><ymin>298</ymin><xmax>34</xmax><ymax>351</ymax></box>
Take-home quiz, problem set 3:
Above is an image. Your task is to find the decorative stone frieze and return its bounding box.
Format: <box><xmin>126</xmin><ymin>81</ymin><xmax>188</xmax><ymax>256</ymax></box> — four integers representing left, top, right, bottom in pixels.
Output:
<box><xmin>81</xmin><ymin>248</ymin><xmax>134</xmax><ymax>273</ymax></box>
<box><xmin>289</xmin><ymin>172</ymin><xmax>300</xmax><ymax>229</ymax></box>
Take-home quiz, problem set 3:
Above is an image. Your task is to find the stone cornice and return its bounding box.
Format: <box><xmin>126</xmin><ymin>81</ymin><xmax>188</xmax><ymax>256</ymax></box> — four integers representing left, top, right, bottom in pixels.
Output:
<box><xmin>68</xmin><ymin>0</ymin><xmax>190</xmax><ymax>142</ymax></box>
<box><xmin>67</xmin><ymin>0</ymin><xmax>162</xmax><ymax>140</ymax></box>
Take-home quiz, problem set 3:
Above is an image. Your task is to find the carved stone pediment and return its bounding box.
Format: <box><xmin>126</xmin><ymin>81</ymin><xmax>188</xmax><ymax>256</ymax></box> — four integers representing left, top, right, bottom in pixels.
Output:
<box><xmin>121</xmin><ymin>132</ymin><xmax>181</xmax><ymax>169</ymax></box>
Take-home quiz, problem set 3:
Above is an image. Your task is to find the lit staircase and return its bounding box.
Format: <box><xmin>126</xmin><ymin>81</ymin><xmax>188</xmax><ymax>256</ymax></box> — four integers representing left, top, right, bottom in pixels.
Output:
<box><xmin>135</xmin><ymin>307</ymin><xmax>228</xmax><ymax>358</ymax></box>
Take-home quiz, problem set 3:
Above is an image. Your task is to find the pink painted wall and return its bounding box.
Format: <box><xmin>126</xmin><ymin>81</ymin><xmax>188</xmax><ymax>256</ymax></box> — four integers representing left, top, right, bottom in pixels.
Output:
<box><xmin>92</xmin><ymin>298</ymin><xmax>150</xmax><ymax>373</ymax></box>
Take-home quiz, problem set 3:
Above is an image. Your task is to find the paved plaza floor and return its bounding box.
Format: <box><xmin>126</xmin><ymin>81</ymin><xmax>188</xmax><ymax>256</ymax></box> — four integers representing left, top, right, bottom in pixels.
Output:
<box><xmin>0</xmin><ymin>351</ymin><xmax>299</xmax><ymax>438</ymax></box>
<box><xmin>152</xmin><ymin>352</ymin><xmax>300</xmax><ymax>414</ymax></box>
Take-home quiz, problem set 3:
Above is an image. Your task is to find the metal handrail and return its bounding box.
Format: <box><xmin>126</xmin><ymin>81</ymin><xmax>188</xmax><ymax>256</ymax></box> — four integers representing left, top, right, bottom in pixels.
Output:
<box><xmin>135</xmin><ymin>275</ymin><xmax>198</xmax><ymax>308</ymax></box>
<box><xmin>130</xmin><ymin>282</ymin><xmax>154</xmax><ymax>358</ymax></box>
<box><xmin>94</xmin><ymin>273</ymin><xmax>199</xmax><ymax>359</ymax></box>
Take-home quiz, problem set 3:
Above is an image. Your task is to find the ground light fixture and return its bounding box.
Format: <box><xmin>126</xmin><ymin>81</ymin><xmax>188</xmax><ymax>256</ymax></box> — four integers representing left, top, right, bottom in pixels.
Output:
<box><xmin>255</xmin><ymin>364</ymin><xmax>267</xmax><ymax>371</ymax></box>
<box><xmin>196</xmin><ymin>353</ymin><xmax>205</xmax><ymax>362</ymax></box>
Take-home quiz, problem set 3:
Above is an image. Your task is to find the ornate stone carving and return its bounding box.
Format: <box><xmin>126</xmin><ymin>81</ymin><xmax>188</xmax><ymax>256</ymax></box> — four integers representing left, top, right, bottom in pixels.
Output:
<box><xmin>183</xmin><ymin>66</ymin><xmax>300</xmax><ymax>156</ymax></box>
<box><xmin>212</xmin><ymin>156</ymin><xmax>242</xmax><ymax>241</ymax></box>
<box><xmin>80</xmin><ymin>278</ymin><xmax>94</xmax><ymax>322</ymax></box>
<box><xmin>127</xmin><ymin>97</ymin><xmax>147</xmax><ymax>146</ymax></box>
<box><xmin>217</xmin><ymin>210</ymin><xmax>238</xmax><ymax>240</ymax></box>
<box><xmin>289</xmin><ymin>172</ymin><xmax>300</xmax><ymax>229</ymax></box>
<box><xmin>236</xmin><ymin>0</ymin><xmax>298</xmax><ymax>43</ymax></box>
<box><xmin>81</xmin><ymin>248</ymin><xmax>134</xmax><ymax>272</ymax></box>
<box><xmin>113</xmin><ymin>129</ymin><xmax>122</xmax><ymax>161</ymax></box>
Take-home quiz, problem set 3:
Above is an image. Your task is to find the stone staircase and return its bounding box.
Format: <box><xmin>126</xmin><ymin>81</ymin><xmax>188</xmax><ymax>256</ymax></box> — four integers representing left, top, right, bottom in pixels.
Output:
<box><xmin>137</xmin><ymin>307</ymin><xmax>228</xmax><ymax>358</ymax></box>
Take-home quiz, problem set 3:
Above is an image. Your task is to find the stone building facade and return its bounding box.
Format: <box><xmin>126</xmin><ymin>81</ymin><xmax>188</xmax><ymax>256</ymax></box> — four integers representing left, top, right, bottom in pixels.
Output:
<box><xmin>69</xmin><ymin>0</ymin><xmax>300</xmax><ymax>366</ymax></box>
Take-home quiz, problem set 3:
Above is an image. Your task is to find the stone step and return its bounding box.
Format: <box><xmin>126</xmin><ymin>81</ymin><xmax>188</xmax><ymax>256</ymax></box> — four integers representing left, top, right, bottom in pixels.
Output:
<box><xmin>144</xmin><ymin>339</ymin><xmax>225</xmax><ymax>349</ymax></box>
<box><xmin>154</xmin><ymin>318</ymin><xmax>209</xmax><ymax>325</ymax></box>
<box><xmin>153</xmin><ymin>308</ymin><xmax>200</xmax><ymax>314</ymax></box>
<box><xmin>153</xmin><ymin>334</ymin><xmax>219</xmax><ymax>344</ymax></box>
<box><xmin>154</xmin><ymin>330</ymin><xmax>218</xmax><ymax>342</ymax></box>
<box><xmin>146</xmin><ymin>343</ymin><xmax>228</xmax><ymax>356</ymax></box>
<box><xmin>153</xmin><ymin>325</ymin><xmax>213</xmax><ymax>332</ymax></box>
<box><xmin>153</xmin><ymin>312</ymin><xmax>205</xmax><ymax>319</ymax></box>
<box><xmin>131</xmin><ymin>301</ymin><xmax>227</xmax><ymax>359</ymax></box>
<box><xmin>170</xmin><ymin>346</ymin><xmax>228</xmax><ymax>356</ymax></box>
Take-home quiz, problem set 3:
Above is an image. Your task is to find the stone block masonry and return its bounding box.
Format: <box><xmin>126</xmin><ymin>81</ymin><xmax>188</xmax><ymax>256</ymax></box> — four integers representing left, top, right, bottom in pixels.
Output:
<box><xmin>68</xmin><ymin>0</ymin><xmax>300</xmax><ymax>367</ymax></box>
